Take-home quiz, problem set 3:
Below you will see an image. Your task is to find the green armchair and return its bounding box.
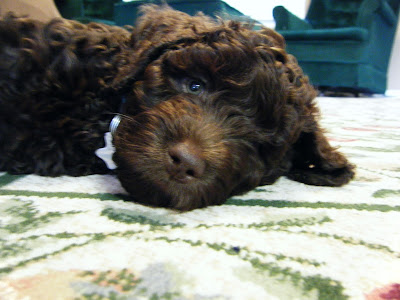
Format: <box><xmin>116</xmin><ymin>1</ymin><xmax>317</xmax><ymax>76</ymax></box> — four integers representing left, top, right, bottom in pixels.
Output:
<box><xmin>273</xmin><ymin>0</ymin><xmax>400</xmax><ymax>94</ymax></box>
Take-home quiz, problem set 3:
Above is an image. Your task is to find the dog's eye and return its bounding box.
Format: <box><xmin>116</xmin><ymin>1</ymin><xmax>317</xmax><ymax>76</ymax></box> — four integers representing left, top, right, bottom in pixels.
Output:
<box><xmin>187</xmin><ymin>80</ymin><xmax>204</xmax><ymax>95</ymax></box>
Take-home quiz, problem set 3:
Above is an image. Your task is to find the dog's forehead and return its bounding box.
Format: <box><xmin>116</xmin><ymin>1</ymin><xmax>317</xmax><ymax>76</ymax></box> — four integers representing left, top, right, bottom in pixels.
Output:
<box><xmin>173</xmin><ymin>26</ymin><xmax>275</xmax><ymax>54</ymax></box>
<box><xmin>159</xmin><ymin>30</ymin><xmax>278</xmax><ymax>75</ymax></box>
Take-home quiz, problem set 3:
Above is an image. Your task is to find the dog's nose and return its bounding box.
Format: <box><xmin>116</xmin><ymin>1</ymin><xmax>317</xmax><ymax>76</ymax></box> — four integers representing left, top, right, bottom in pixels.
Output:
<box><xmin>167</xmin><ymin>141</ymin><xmax>205</xmax><ymax>183</ymax></box>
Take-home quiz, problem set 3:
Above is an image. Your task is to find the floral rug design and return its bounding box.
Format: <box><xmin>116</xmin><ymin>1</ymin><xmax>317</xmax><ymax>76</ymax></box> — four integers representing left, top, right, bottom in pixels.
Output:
<box><xmin>1</xmin><ymin>96</ymin><xmax>399</xmax><ymax>300</ymax></box>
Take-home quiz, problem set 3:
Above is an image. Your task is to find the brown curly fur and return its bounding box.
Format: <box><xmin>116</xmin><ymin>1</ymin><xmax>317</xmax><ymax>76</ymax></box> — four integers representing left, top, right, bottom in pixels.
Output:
<box><xmin>0</xmin><ymin>12</ymin><xmax>131</xmax><ymax>175</ymax></box>
<box><xmin>0</xmin><ymin>5</ymin><xmax>355</xmax><ymax>210</ymax></box>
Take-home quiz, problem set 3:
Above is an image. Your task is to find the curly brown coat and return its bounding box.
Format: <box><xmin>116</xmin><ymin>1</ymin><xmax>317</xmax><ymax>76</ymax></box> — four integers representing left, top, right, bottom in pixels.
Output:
<box><xmin>0</xmin><ymin>5</ymin><xmax>355</xmax><ymax>210</ymax></box>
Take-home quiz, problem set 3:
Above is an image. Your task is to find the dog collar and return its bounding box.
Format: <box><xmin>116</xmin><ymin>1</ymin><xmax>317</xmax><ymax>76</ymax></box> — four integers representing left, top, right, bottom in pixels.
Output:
<box><xmin>109</xmin><ymin>115</ymin><xmax>121</xmax><ymax>136</ymax></box>
<box><xmin>109</xmin><ymin>97</ymin><xmax>127</xmax><ymax>136</ymax></box>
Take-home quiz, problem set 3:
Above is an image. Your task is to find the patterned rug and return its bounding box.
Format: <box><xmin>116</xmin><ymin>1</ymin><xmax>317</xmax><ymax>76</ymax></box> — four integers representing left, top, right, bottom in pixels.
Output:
<box><xmin>1</xmin><ymin>96</ymin><xmax>399</xmax><ymax>300</ymax></box>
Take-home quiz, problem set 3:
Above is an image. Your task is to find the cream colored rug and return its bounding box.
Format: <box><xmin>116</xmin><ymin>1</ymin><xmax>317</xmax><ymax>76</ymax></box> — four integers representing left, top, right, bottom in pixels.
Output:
<box><xmin>1</xmin><ymin>96</ymin><xmax>399</xmax><ymax>300</ymax></box>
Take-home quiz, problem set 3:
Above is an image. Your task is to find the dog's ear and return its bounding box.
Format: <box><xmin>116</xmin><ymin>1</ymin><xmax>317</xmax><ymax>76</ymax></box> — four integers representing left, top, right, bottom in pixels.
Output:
<box><xmin>282</xmin><ymin>53</ymin><xmax>355</xmax><ymax>186</ymax></box>
<box><xmin>256</xmin><ymin>28</ymin><xmax>355</xmax><ymax>186</ymax></box>
<box><xmin>287</xmin><ymin>129</ymin><xmax>355</xmax><ymax>186</ymax></box>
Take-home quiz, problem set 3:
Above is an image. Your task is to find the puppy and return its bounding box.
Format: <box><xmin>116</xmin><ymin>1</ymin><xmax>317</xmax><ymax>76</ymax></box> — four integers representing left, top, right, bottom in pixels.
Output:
<box><xmin>0</xmin><ymin>5</ymin><xmax>355</xmax><ymax>210</ymax></box>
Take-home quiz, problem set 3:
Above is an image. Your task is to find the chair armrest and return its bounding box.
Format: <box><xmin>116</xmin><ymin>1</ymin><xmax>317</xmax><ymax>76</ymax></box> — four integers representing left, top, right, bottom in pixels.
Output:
<box><xmin>357</xmin><ymin>0</ymin><xmax>397</xmax><ymax>28</ymax></box>
<box><xmin>273</xmin><ymin>6</ymin><xmax>313</xmax><ymax>31</ymax></box>
<box><xmin>379</xmin><ymin>0</ymin><xmax>397</xmax><ymax>25</ymax></box>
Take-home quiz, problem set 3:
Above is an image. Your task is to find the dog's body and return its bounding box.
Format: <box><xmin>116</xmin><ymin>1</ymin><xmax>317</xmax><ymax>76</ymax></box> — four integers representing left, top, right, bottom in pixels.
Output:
<box><xmin>0</xmin><ymin>14</ymin><xmax>131</xmax><ymax>176</ymax></box>
<box><xmin>0</xmin><ymin>6</ymin><xmax>354</xmax><ymax>210</ymax></box>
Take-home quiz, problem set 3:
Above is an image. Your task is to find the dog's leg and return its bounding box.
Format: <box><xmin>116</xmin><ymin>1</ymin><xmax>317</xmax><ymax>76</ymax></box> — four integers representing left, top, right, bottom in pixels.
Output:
<box><xmin>287</xmin><ymin>130</ymin><xmax>355</xmax><ymax>186</ymax></box>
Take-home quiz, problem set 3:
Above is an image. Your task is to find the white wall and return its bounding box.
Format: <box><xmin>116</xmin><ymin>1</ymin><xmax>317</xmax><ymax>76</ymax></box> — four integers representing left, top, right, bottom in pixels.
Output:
<box><xmin>225</xmin><ymin>0</ymin><xmax>308</xmax><ymax>24</ymax></box>
<box><xmin>388</xmin><ymin>23</ymin><xmax>400</xmax><ymax>90</ymax></box>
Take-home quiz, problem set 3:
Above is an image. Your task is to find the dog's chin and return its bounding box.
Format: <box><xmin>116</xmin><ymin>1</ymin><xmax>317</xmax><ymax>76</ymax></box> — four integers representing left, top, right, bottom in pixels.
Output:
<box><xmin>116</xmin><ymin>168</ymin><xmax>230</xmax><ymax>211</ymax></box>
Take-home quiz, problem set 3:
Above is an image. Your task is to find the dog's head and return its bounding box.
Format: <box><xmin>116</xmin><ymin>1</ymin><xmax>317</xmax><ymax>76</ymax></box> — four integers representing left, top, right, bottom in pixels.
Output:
<box><xmin>112</xmin><ymin>5</ymin><xmax>352</xmax><ymax>210</ymax></box>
